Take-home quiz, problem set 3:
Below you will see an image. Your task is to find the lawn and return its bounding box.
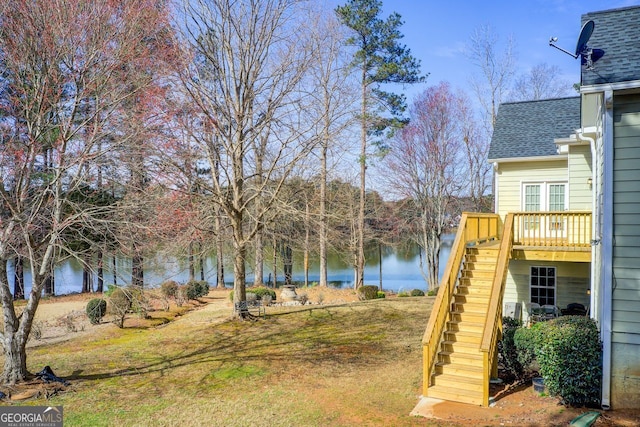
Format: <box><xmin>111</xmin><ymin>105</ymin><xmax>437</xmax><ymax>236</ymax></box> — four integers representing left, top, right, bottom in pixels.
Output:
<box><xmin>26</xmin><ymin>294</ymin><xmax>433</xmax><ymax>427</ymax></box>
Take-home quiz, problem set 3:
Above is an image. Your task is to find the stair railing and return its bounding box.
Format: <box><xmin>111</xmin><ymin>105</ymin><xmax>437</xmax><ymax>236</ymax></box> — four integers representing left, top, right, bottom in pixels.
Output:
<box><xmin>422</xmin><ymin>213</ymin><xmax>500</xmax><ymax>394</ymax></box>
<box><xmin>480</xmin><ymin>213</ymin><xmax>514</xmax><ymax>406</ymax></box>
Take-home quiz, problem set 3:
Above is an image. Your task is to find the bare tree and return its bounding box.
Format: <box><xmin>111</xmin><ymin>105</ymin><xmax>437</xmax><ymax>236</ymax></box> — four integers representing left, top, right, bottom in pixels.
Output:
<box><xmin>380</xmin><ymin>83</ymin><xmax>464</xmax><ymax>291</ymax></box>
<box><xmin>177</xmin><ymin>0</ymin><xmax>319</xmax><ymax>316</ymax></box>
<box><xmin>0</xmin><ymin>0</ymin><xmax>173</xmax><ymax>383</ymax></box>
<box><xmin>467</xmin><ymin>24</ymin><xmax>516</xmax><ymax>135</ymax></box>
<box><xmin>305</xmin><ymin>4</ymin><xmax>356</xmax><ymax>287</ymax></box>
<box><xmin>457</xmin><ymin>92</ymin><xmax>492</xmax><ymax>212</ymax></box>
<box><xmin>510</xmin><ymin>62</ymin><xmax>574</xmax><ymax>101</ymax></box>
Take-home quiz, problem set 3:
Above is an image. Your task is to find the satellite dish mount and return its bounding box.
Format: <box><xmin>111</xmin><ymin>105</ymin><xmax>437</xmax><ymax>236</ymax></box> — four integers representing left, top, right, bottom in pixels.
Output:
<box><xmin>549</xmin><ymin>20</ymin><xmax>603</xmax><ymax>70</ymax></box>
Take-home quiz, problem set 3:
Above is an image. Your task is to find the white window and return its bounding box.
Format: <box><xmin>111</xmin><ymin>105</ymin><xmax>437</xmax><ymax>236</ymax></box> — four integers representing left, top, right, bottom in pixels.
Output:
<box><xmin>521</xmin><ymin>182</ymin><xmax>567</xmax><ymax>212</ymax></box>
<box><xmin>530</xmin><ymin>266</ymin><xmax>556</xmax><ymax>306</ymax></box>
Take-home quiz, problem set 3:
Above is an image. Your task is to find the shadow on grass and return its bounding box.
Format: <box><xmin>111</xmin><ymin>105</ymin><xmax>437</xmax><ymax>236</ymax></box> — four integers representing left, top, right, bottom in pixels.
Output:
<box><xmin>65</xmin><ymin>299</ymin><xmax>425</xmax><ymax>384</ymax></box>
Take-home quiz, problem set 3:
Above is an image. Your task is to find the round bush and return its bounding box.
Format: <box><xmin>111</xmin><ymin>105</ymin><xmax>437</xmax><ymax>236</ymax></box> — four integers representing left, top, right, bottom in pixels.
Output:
<box><xmin>86</xmin><ymin>298</ymin><xmax>107</xmax><ymax>325</ymax></box>
<box><xmin>195</xmin><ymin>280</ymin><xmax>210</xmax><ymax>297</ymax></box>
<box><xmin>410</xmin><ymin>289</ymin><xmax>425</xmax><ymax>297</ymax></box>
<box><xmin>376</xmin><ymin>291</ymin><xmax>385</xmax><ymax>299</ymax></box>
<box><xmin>357</xmin><ymin>285</ymin><xmax>379</xmax><ymax>300</ymax></box>
<box><xmin>184</xmin><ymin>282</ymin><xmax>201</xmax><ymax>300</ymax></box>
<box><xmin>160</xmin><ymin>280</ymin><xmax>179</xmax><ymax>298</ymax></box>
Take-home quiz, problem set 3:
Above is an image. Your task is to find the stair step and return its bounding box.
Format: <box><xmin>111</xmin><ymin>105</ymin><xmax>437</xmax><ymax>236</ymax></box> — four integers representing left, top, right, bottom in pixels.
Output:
<box><xmin>435</xmin><ymin>361</ymin><xmax>483</xmax><ymax>377</ymax></box>
<box><xmin>465</xmin><ymin>254</ymin><xmax>499</xmax><ymax>263</ymax></box>
<box><xmin>432</xmin><ymin>372</ymin><xmax>484</xmax><ymax>391</ymax></box>
<box><xmin>450</xmin><ymin>311</ymin><xmax>487</xmax><ymax>323</ymax></box>
<box><xmin>444</xmin><ymin>329</ymin><xmax>482</xmax><ymax>344</ymax></box>
<box><xmin>441</xmin><ymin>340</ymin><xmax>480</xmax><ymax>353</ymax></box>
<box><xmin>463</xmin><ymin>262</ymin><xmax>496</xmax><ymax>272</ymax></box>
<box><xmin>447</xmin><ymin>320</ymin><xmax>484</xmax><ymax>333</ymax></box>
<box><xmin>454</xmin><ymin>294</ymin><xmax>490</xmax><ymax>304</ymax></box>
<box><xmin>455</xmin><ymin>284</ymin><xmax>492</xmax><ymax>295</ymax></box>
<box><xmin>438</xmin><ymin>351</ymin><xmax>484</xmax><ymax>367</ymax></box>
<box><xmin>462</xmin><ymin>269</ymin><xmax>495</xmax><ymax>279</ymax></box>
<box><xmin>459</xmin><ymin>277</ymin><xmax>494</xmax><ymax>287</ymax></box>
<box><xmin>451</xmin><ymin>302</ymin><xmax>489</xmax><ymax>314</ymax></box>
<box><xmin>427</xmin><ymin>384</ymin><xmax>484</xmax><ymax>406</ymax></box>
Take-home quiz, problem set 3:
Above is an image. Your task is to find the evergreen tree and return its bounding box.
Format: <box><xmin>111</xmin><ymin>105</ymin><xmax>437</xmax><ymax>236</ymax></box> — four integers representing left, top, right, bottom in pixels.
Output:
<box><xmin>335</xmin><ymin>0</ymin><xmax>425</xmax><ymax>288</ymax></box>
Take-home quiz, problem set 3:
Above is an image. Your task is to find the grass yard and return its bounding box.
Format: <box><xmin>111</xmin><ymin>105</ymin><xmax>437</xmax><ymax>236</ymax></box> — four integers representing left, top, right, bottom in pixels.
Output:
<box><xmin>24</xmin><ymin>293</ymin><xmax>433</xmax><ymax>426</ymax></box>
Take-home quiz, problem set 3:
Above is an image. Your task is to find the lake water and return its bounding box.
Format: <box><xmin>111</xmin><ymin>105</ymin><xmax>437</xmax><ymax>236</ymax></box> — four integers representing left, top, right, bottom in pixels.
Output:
<box><xmin>8</xmin><ymin>235</ymin><xmax>454</xmax><ymax>295</ymax></box>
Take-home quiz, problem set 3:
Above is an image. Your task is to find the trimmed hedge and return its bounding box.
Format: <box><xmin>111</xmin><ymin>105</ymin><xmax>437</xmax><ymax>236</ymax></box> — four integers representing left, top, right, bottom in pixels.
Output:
<box><xmin>534</xmin><ymin>316</ymin><xmax>602</xmax><ymax>406</ymax></box>
<box><xmin>410</xmin><ymin>289</ymin><xmax>425</xmax><ymax>297</ymax></box>
<box><xmin>357</xmin><ymin>285</ymin><xmax>379</xmax><ymax>300</ymax></box>
<box><xmin>86</xmin><ymin>298</ymin><xmax>107</xmax><ymax>325</ymax></box>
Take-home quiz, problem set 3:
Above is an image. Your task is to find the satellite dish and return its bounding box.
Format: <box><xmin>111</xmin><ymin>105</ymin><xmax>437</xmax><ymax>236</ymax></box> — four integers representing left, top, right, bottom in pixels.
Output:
<box><xmin>549</xmin><ymin>19</ymin><xmax>604</xmax><ymax>70</ymax></box>
<box><xmin>575</xmin><ymin>20</ymin><xmax>595</xmax><ymax>57</ymax></box>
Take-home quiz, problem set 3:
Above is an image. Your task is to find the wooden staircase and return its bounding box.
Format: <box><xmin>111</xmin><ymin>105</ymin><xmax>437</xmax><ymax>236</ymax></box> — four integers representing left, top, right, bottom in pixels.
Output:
<box><xmin>426</xmin><ymin>244</ymin><xmax>499</xmax><ymax>406</ymax></box>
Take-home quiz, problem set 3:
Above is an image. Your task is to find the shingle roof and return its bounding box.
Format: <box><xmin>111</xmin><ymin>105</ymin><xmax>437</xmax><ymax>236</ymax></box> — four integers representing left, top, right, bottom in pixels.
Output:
<box><xmin>488</xmin><ymin>97</ymin><xmax>580</xmax><ymax>161</ymax></box>
<box><xmin>581</xmin><ymin>6</ymin><xmax>640</xmax><ymax>86</ymax></box>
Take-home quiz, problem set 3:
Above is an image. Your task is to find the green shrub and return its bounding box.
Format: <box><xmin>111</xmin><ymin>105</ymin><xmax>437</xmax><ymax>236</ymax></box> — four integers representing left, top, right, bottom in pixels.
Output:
<box><xmin>410</xmin><ymin>289</ymin><xmax>425</xmax><ymax>297</ymax></box>
<box><xmin>185</xmin><ymin>281</ymin><xmax>209</xmax><ymax>299</ymax></box>
<box><xmin>397</xmin><ymin>291</ymin><xmax>409</xmax><ymax>297</ymax></box>
<box><xmin>104</xmin><ymin>284</ymin><xmax>118</xmax><ymax>297</ymax></box>
<box><xmin>357</xmin><ymin>285</ymin><xmax>379</xmax><ymax>300</ymax></box>
<box><xmin>376</xmin><ymin>291</ymin><xmax>385</xmax><ymax>299</ymax></box>
<box><xmin>534</xmin><ymin>316</ymin><xmax>602</xmax><ymax>406</ymax></box>
<box><xmin>195</xmin><ymin>280</ymin><xmax>210</xmax><ymax>297</ymax></box>
<box><xmin>427</xmin><ymin>287</ymin><xmax>439</xmax><ymax>296</ymax></box>
<box><xmin>250</xmin><ymin>287</ymin><xmax>276</xmax><ymax>301</ymax></box>
<box><xmin>86</xmin><ymin>298</ymin><xmax>107</xmax><ymax>325</ymax></box>
<box><xmin>498</xmin><ymin>316</ymin><xmax>524</xmax><ymax>379</ymax></box>
<box><xmin>160</xmin><ymin>280</ymin><xmax>179</xmax><ymax>298</ymax></box>
<box><xmin>184</xmin><ymin>282</ymin><xmax>200</xmax><ymax>300</ymax></box>
<box><xmin>514</xmin><ymin>323</ymin><xmax>543</xmax><ymax>371</ymax></box>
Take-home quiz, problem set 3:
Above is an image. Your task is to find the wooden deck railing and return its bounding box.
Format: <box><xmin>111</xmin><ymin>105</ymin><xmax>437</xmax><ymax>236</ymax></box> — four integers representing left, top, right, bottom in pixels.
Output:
<box><xmin>480</xmin><ymin>213</ymin><xmax>514</xmax><ymax>406</ymax></box>
<box><xmin>512</xmin><ymin>211</ymin><xmax>591</xmax><ymax>248</ymax></box>
<box><xmin>422</xmin><ymin>213</ymin><xmax>501</xmax><ymax>393</ymax></box>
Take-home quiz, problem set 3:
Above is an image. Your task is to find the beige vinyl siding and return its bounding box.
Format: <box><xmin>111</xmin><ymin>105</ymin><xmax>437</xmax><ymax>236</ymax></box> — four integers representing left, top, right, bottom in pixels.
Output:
<box><xmin>503</xmin><ymin>260</ymin><xmax>590</xmax><ymax>319</ymax></box>
<box><xmin>495</xmin><ymin>160</ymin><xmax>567</xmax><ymax>219</ymax></box>
<box><xmin>568</xmin><ymin>144</ymin><xmax>593</xmax><ymax>210</ymax></box>
<box><xmin>612</xmin><ymin>93</ymin><xmax>640</xmax><ymax>345</ymax></box>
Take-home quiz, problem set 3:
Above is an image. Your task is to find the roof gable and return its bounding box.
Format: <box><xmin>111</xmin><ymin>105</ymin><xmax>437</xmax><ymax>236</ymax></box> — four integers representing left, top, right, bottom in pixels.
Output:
<box><xmin>488</xmin><ymin>97</ymin><xmax>580</xmax><ymax>161</ymax></box>
<box><xmin>582</xmin><ymin>6</ymin><xmax>640</xmax><ymax>86</ymax></box>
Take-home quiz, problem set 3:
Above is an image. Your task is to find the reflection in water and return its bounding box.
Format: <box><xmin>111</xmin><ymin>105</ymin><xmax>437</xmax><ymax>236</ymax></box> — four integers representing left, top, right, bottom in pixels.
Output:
<box><xmin>8</xmin><ymin>235</ymin><xmax>454</xmax><ymax>295</ymax></box>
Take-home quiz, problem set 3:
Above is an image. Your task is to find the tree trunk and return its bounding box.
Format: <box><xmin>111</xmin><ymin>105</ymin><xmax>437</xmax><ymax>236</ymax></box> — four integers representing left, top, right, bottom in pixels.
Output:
<box><xmin>215</xmin><ymin>210</ymin><xmax>225</xmax><ymax>289</ymax></box>
<box><xmin>82</xmin><ymin>265</ymin><xmax>91</xmax><ymax>293</ymax></box>
<box><xmin>132</xmin><ymin>253</ymin><xmax>143</xmax><ymax>288</ymax></box>
<box><xmin>272</xmin><ymin>236</ymin><xmax>278</xmax><ymax>288</ymax></box>
<box><xmin>13</xmin><ymin>257</ymin><xmax>24</xmax><ymax>300</ymax></box>
<box><xmin>43</xmin><ymin>263</ymin><xmax>54</xmax><ymax>296</ymax></box>
<box><xmin>254</xmin><ymin>225</ymin><xmax>264</xmax><ymax>287</ymax></box>
<box><xmin>304</xmin><ymin>202</ymin><xmax>310</xmax><ymax>287</ymax></box>
<box><xmin>356</xmin><ymin>65</ymin><xmax>367</xmax><ymax>289</ymax></box>
<box><xmin>282</xmin><ymin>244</ymin><xmax>293</xmax><ymax>286</ymax></box>
<box><xmin>319</xmin><ymin>143</ymin><xmax>328</xmax><ymax>287</ymax></box>
<box><xmin>188</xmin><ymin>242</ymin><xmax>195</xmax><ymax>282</ymax></box>
<box><xmin>97</xmin><ymin>250</ymin><xmax>104</xmax><ymax>293</ymax></box>
<box><xmin>0</xmin><ymin>261</ymin><xmax>36</xmax><ymax>384</ymax></box>
<box><xmin>112</xmin><ymin>255</ymin><xmax>117</xmax><ymax>286</ymax></box>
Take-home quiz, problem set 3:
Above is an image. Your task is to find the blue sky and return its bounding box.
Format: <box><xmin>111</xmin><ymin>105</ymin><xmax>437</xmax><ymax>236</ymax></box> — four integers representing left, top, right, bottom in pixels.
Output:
<box><xmin>377</xmin><ymin>0</ymin><xmax>640</xmax><ymax>101</ymax></box>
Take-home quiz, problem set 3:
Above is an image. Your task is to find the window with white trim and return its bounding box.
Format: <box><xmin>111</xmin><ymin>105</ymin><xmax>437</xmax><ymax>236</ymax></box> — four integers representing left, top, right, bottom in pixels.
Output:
<box><xmin>530</xmin><ymin>266</ymin><xmax>556</xmax><ymax>306</ymax></box>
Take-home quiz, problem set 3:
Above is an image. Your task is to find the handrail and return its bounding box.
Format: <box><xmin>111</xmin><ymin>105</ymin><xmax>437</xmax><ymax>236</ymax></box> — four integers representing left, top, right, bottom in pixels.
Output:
<box><xmin>479</xmin><ymin>213</ymin><xmax>514</xmax><ymax>406</ymax></box>
<box><xmin>512</xmin><ymin>211</ymin><xmax>591</xmax><ymax>247</ymax></box>
<box><xmin>422</xmin><ymin>212</ymin><xmax>500</xmax><ymax>393</ymax></box>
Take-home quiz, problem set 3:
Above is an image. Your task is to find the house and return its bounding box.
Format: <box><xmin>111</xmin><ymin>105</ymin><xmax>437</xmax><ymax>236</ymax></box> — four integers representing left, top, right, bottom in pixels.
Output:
<box><xmin>420</xmin><ymin>5</ymin><xmax>640</xmax><ymax>409</ymax></box>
